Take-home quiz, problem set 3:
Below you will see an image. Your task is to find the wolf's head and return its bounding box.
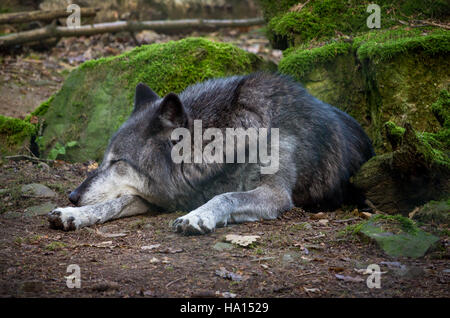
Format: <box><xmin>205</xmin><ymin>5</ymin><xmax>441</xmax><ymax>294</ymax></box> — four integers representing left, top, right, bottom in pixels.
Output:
<box><xmin>68</xmin><ymin>83</ymin><xmax>190</xmax><ymax>209</ymax></box>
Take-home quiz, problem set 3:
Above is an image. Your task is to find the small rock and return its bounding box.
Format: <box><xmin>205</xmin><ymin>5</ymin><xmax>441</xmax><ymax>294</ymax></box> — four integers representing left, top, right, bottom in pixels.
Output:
<box><xmin>359</xmin><ymin>215</ymin><xmax>439</xmax><ymax>258</ymax></box>
<box><xmin>318</xmin><ymin>219</ymin><xmax>329</xmax><ymax>226</ymax></box>
<box><xmin>24</xmin><ymin>202</ymin><xmax>57</xmax><ymax>217</ymax></box>
<box><xmin>213</xmin><ymin>242</ymin><xmax>234</xmax><ymax>251</ymax></box>
<box><xmin>136</xmin><ymin>30</ymin><xmax>159</xmax><ymax>43</ymax></box>
<box><xmin>21</xmin><ymin>184</ymin><xmax>57</xmax><ymax>198</ymax></box>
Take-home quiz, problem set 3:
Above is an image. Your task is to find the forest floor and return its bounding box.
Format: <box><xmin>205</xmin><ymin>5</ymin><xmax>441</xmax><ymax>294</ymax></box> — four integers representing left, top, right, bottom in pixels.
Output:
<box><xmin>0</xmin><ymin>159</ymin><xmax>448</xmax><ymax>298</ymax></box>
<box><xmin>0</xmin><ymin>27</ymin><xmax>448</xmax><ymax>298</ymax></box>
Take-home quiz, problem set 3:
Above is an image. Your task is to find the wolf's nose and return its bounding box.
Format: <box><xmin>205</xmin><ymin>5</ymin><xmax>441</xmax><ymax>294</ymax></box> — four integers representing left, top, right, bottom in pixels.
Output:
<box><xmin>68</xmin><ymin>190</ymin><xmax>80</xmax><ymax>206</ymax></box>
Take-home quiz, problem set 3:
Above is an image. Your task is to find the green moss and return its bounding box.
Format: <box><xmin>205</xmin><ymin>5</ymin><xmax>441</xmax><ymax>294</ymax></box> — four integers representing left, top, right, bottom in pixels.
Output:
<box><xmin>279</xmin><ymin>41</ymin><xmax>351</xmax><ymax>78</ymax></box>
<box><xmin>371</xmin><ymin>214</ymin><xmax>418</xmax><ymax>234</ymax></box>
<box><xmin>278</xmin><ymin>28</ymin><xmax>449</xmax><ymax>153</ymax></box>
<box><xmin>45</xmin><ymin>241</ymin><xmax>66</xmax><ymax>251</ymax></box>
<box><xmin>416</xmin><ymin>131</ymin><xmax>449</xmax><ymax>167</ymax></box>
<box><xmin>358</xmin><ymin>214</ymin><xmax>439</xmax><ymax>258</ymax></box>
<box><xmin>357</xmin><ymin>30</ymin><xmax>450</xmax><ymax>62</ymax></box>
<box><xmin>413</xmin><ymin>199</ymin><xmax>450</xmax><ymax>225</ymax></box>
<box><xmin>38</xmin><ymin>38</ymin><xmax>269</xmax><ymax>162</ymax></box>
<box><xmin>384</xmin><ymin>121</ymin><xmax>405</xmax><ymax>149</ymax></box>
<box><xmin>432</xmin><ymin>89</ymin><xmax>450</xmax><ymax>130</ymax></box>
<box><xmin>31</xmin><ymin>95</ymin><xmax>54</xmax><ymax>117</ymax></box>
<box><xmin>260</xmin><ymin>0</ymin><xmax>450</xmax><ymax>48</ymax></box>
<box><xmin>0</xmin><ymin>115</ymin><xmax>36</xmax><ymax>153</ymax></box>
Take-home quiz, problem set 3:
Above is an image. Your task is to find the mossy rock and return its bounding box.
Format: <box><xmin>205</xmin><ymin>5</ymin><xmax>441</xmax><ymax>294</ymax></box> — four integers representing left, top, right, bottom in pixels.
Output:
<box><xmin>0</xmin><ymin>115</ymin><xmax>36</xmax><ymax>156</ymax></box>
<box><xmin>358</xmin><ymin>214</ymin><xmax>439</xmax><ymax>258</ymax></box>
<box><xmin>259</xmin><ymin>0</ymin><xmax>450</xmax><ymax>49</ymax></box>
<box><xmin>413</xmin><ymin>200</ymin><xmax>450</xmax><ymax>226</ymax></box>
<box><xmin>36</xmin><ymin>38</ymin><xmax>274</xmax><ymax>162</ymax></box>
<box><xmin>279</xmin><ymin>28</ymin><xmax>450</xmax><ymax>152</ymax></box>
<box><xmin>351</xmin><ymin>122</ymin><xmax>449</xmax><ymax>214</ymax></box>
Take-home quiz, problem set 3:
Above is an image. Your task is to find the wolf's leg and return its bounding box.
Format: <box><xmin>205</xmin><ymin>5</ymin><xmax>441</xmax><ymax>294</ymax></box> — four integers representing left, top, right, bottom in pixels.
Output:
<box><xmin>48</xmin><ymin>195</ymin><xmax>149</xmax><ymax>231</ymax></box>
<box><xmin>172</xmin><ymin>185</ymin><xmax>293</xmax><ymax>235</ymax></box>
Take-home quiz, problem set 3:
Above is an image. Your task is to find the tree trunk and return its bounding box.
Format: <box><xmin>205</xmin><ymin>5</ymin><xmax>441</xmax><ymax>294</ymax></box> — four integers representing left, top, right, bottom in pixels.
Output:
<box><xmin>0</xmin><ymin>17</ymin><xmax>265</xmax><ymax>48</ymax></box>
<box><xmin>0</xmin><ymin>8</ymin><xmax>99</xmax><ymax>25</ymax></box>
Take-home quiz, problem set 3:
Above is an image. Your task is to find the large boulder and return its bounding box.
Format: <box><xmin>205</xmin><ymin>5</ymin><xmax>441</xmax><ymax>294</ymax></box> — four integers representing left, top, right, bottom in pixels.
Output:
<box><xmin>34</xmin><ymin>38</ymin><xmax>273</xmax><ymax>162</ymax></box>
<box><xmin>259</xmin><ymin>0</ymin><xmax>450</xmax><ymax>49</ymax></box>
<box><xmin>279</xmin><ymin>28</ymin><xmax>450</xmax><ymax>152</ymax></box>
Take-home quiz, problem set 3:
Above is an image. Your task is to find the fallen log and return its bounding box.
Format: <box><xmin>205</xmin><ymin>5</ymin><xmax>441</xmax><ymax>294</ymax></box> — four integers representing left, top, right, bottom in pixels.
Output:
<box><xmin>0</xmin><ymin>17</ymin><xmax>265</xmax><ymax>48</ymax></box>
<box><xmin>0</xmin><ymin>8</ymin><xmax>99</xmax><ymax>25</ymax></box>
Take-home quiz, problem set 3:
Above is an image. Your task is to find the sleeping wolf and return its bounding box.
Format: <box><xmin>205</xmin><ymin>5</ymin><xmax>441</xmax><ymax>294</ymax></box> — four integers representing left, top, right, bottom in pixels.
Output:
<box><xmin>48</xmin><ymin>72</ymin><xmax>374</xmax><ymax>235</ymax></box>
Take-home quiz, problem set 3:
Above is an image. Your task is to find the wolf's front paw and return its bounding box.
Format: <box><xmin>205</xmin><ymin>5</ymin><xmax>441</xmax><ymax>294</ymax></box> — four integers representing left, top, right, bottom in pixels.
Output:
<box><xmin>172</xmin><ymin>212</ymin><xmax>216</xmax><ymax>235</ymax></box>
<box><xmin>48</xmin><ymin>207</ymin><xmax>81</xmax><ymax>231</ymax></box>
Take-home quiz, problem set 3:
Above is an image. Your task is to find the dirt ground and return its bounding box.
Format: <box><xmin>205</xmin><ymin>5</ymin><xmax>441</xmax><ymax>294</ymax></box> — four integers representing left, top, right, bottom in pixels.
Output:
<box><xmin>0</xmin><ymin>159</ymin><xmax>448</xmax><ymax>298</ymax></box>
<box><xmin>0</xmin><ymin>27</ymin><xmax>448</xmax><ymax>298</ymax></box>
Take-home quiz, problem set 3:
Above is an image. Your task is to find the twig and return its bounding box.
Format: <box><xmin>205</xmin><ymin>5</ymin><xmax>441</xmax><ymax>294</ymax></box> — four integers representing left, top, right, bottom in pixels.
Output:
<box><xmin>295</xmin><ymin>271</ymin><xmax>315</xmax><ymax>277</ymax></box>
<box><xmin>166</xmin><ymin>277</ymin><xmax>185</xmax><ymax>289</ymax></box>
<box><xmin>332</xmin><ymin>217</ymin><xmax>360</xmax><ymax>223</ymax></box>
<box><xmin>414</xmin><ymin>20</ymin><xmax>450</xmax><ymax>30</ymax></box>
<box><xmin>0</xmin><ymin>17</ymin><xmax>265</xmax><ymax>48</ymax></box>
<box><xmin>0</xmin><ymin>8</ymin><xmax>99</xmax><ymax>25</ymax></box>
<box><xmin>5</xmin><ymin>155</ymin><xmax>53</xmax><ymax>163</ymax></box>
<box><xmin>250</xmin><ymin>256</ymin><xmax>276</xmax><ymax>262</ymax></box>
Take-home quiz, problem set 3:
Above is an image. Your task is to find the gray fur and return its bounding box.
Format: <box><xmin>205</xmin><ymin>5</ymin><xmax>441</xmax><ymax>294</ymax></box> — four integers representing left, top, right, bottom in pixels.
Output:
<box><xmin>48</xmin><ymin>72</ymin><xmax>374</xmax><ymax>235</ymax></box>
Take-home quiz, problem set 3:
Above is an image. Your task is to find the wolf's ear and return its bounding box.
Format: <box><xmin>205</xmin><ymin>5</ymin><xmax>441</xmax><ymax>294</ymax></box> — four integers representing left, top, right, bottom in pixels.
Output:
<box><xmin>158</xmin><ymin>93</ymin><xmax>188</xmax><ymax>128</ymax></box>
<box><xmin>133</xmin><ymin>83</ymin><xmax>159</xmax><ymax>113</ymax></box>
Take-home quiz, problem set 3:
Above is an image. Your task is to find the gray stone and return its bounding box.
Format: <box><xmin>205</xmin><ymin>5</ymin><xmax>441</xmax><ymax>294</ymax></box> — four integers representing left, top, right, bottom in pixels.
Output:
<box><xmin>213</xmin><ymin>242</ymin><xmax>234</xmax><ymax>251</ymax></box>
<box><xmin>359</xmin><ymin>215</ymin><xmax>440</xmax><ymax>258</ymax></box>
<box><xmin>24</xmin><ymin>202</ymin><xmax>57</xmax><ymax>217</ymax></box>
<box><xmin>21</xmin><ymin>184</ymin><xmax>57</xmax><ymax>198</ymax></box>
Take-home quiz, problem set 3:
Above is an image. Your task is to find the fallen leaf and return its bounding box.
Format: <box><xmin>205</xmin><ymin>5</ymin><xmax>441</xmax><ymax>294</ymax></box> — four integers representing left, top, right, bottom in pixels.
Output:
<box><xmin>96</xmin><ymin>229</ymin><xmax>127</xmax><ymax>238</ymax></box>
<box><xmin>311</xmin><ymin>212</ymin><xmax>327</xmax><ymax>220</ymax></box>
<box><xmin>149</xmin><ymin>257</ymin><xmax>160</xmax><ymax>263</ymax></box>
<box><xmin>329</xmin><ymin>266</ymin><xmax>345</xmax><ymax>273</ymax></box>
<box><xmin>225</xmin><ymin>234</ymin><xmax>260</xmax><ymax>247</ymax></box>
<box><xmin>360</xmin><ymin>212</ymin><xmax>372</xmax><ymax>219</ymax></box>
<box><xmin>304</xmin><ymin>287</ymin><xmax>320</xmax><ymax>293</ymax></box>
<box><xmin>141</xmin><ymin>244</ymin><xmax>161</xmax><ymax>250</ymax></box>
<box><xmin>335</xmin><ymin>274</ymin><xmax>364</xmax><ymax>283</ymax></box>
